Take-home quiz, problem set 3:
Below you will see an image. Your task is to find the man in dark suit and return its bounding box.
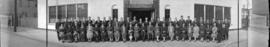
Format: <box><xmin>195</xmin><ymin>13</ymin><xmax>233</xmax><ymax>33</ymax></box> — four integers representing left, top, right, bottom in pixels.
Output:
<box><xmin>144</xmin><ymin>18</ymin><xmax>149</xmax><ymax>41</ymax></box>
<box><xmin>68</xmin><ymin>18</ymin><xmax>76</xmax><ymax>42</ymax></box>
<box><xmin>224</xmin><ymin>19</ymin><xmax>230</xmax><ymax>40</ymax></box>
<box><xmin>181</xmin><ymin>23</ymin><xmax>187</xmax><ymax>40</ymax></box>
<box><xmin>94</xmin><ymin>21</ymin><xmax>101</xmax><ymax>42</ymax></box>
<box><xmin>174</xmin><ymin>23</ymin><xmax>180</xmax><ymax>40</ymax></box>
<box><xmin>79</xmin><ymin>18</ymin><xmax>87</xmax><ymax>41</ymax></box>
<box><xmin>56</xmin><ymin>19</ymin><xmax>62</xmax><ymax>41</ymax></box>
<box><xmin>179</xmin><ymin>16</ymin><xmax>185</xmax><ymax>27</ymax></box>
<box><xmin>204</xmin><ymin>20</ymin><xmax>212</xmax><ymax>41</ymax></box>
<box><xmin>107</xmin><ymin>23</ymin><xmax>113</xmax><ymax>41</ymax></box>
<box><xmin>73</xmin><ymin>18</ymin><xmax>82</xmax><ymax>42</ymax></box>
<box><xmin>96</xmin><ymin>17</ymin><xmax>102</xmax><ymax>27</ymax></box>
<box><xmin>161</xmin><ymin>23</ymin><xmax>168</xmax><ymax>41</ymax></box>
<box><xmin>62</xmin><ymin>18</ymin><xmax>70</xmax><ymax>42</ymax></box>
<box><xmin>140</xmin><ymin>23</ymin><xmax>147</xmax><ymax>41</ymax></box>
<box><xmin>216</xmin><ymin>20</ymin><xmax>223</xmax><ymax>43</ymax></box>
<box><xmin>199</xmin><ymin>22</ymin><xmax>206</xmax><ymax>41</ymax></box>
<box><xmin>186</xmin><ymin>16</ymin><xmax>192</xmax><ymax>26</ymax></box>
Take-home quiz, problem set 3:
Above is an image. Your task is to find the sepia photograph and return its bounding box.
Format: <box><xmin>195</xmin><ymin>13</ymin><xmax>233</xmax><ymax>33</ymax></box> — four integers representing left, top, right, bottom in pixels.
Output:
<box><xmin>0</xmin><ymin>0</ymin><xmax>268</xmax><ymax>47</ymax></box>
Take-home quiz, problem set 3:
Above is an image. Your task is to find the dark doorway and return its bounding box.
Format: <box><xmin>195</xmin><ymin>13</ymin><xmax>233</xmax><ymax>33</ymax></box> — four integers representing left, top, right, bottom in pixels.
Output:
<box><xmin>129</xmin><ymin>8</ymin><xmax>154</xmax><ymax>22</ymax></box>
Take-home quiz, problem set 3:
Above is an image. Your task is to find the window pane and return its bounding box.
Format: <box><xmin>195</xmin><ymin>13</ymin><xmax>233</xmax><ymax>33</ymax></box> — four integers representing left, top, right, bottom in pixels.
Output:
<box><xmin>224</xmin><ymin>7</ymin><xmax>231</xmax><ymax>20</ymax></box>
<box><xmin>215</xmin><ymin>6</ymin><xmax>223</xmax><ymax>20</ymax></box>
<box><xmin>206</xmin><ymin>5</ymin><xmax>214</xmax><ymax>22</ymax></box>
<box><xmin>77</xmin><ymin>3</ymin><xmax>88</xmax><ymax>18</ymax></box>
<box><xmin>113</xmin><ymin>9</ymin><xmax>118</xmax><ymax>19</ymax></box>
<box><xmin>194</xmin><ymin>4</ymin><xmax>204</xmax><ymax>21</ymax></box>
<box><xmin>58</xmin><ymin>5</ymin><xmax>66</xmax><ymax>19</ymax></box>
<box><xmin>49</xmin><ymin>6</ymin><xmax>56</xmax><ymax>23</ymax></box>
<box><xmin>129</xmin><ymin>0</ymin><xmax>153</xmax><ymax>5</ymax></box>
<box><xmin>67</xmin><ymin>4</ymin><xmax>76</xmax><ymax>19</ymax></box>
<box><xmin>165</xmin><ymin>9</ymin><xmax>170</xmax><ymax>21</ymax></box>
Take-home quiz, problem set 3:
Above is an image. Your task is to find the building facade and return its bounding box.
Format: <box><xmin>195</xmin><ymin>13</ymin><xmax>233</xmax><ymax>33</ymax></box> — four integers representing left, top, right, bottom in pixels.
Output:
<box><xmin>7</xmin><ymin>0</ymin><xmax>38</xmax><ymax>28</ymax></box>
<box><xmin>38</xmin><ymin>0</ymin><xmax>244</xmax><ymax>29</ymax></box>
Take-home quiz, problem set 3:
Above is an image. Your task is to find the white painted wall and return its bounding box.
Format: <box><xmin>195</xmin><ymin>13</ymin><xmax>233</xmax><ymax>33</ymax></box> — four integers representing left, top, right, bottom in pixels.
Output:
<box><xmin>160</xmin><ymin>0</ymin><xmax>241</xmax><ymax>29</ymax></box>
<box><xmin>45</xmin><ymin>0</ymin><xmax>88</xmax><ymax>29</ymax></box>
<box><xmin>47</xmin><ymin>0</ymin><xmax>124</xmax><ymax>20</ymax></box>
<box><xmin>38</xmin><ymin>0</ymin><xmax>47</xmax><ymax>29</ymax></box>
<box><xmin>252</xmin><ymin>0</ymin><xmax>268</xmax><ymax>15</ymax></box>
<box><xmin>39</xmin><ymin>0</ymin><xmax>241</xmax><ymax>29</ymax></box>
<box><xmin>0</xmin><ymin>0</ymin><xmax>14</xmax><ymax>15</ymax></box>
<box><xmin>88</xmin><ymin>0</ymin><xmax>124</xmax><ymax>20</ymax></box>
<box><xmin>48</xmin><ymin>0</ymin><xmax>88</xmax><ymax>6</ymax></box>
<box><xmin>40</xmin><ymin>0</ymin><xmax>124</xmax><ymax>29</ymax></box>
<box><xmin>17</xmin><ymin>0</ymin><xmax>38</xmax><ymax>28</ymax></box>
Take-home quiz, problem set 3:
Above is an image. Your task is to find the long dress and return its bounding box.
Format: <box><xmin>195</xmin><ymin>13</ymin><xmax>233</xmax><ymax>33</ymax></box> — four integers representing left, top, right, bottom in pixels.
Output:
<box><xmin>128</xmin><ymin>27</ymin><xmax>133</xmax><ymax>40</ymax></box>
<box><xmin>193</xmin><ymin>26</ymin><xmax>199</xmax><ymax>38</ymax></box>
<box><xmin>211</xmin><ymin>26</ymin><xmax>218</xmax><ymax>38</ymax></box>
<box><xmin>188</xmin><ymin>26</ymin><xmax>193</xmax><ymax>37</ymax></box>
<box><xmin>107</xmin><ymin>26</ymin><xmax>113</xmax><ymax>40</ymax></box>
<box><xmin>86</xmin><ymin>25</ymin><xmax>93</xmax><ymax>40</ymax></box>
<box><xmin>134</xmin><ymin>26</ymin><xmax>140</xmax><ymax>39</ymax></box>
<box><xmin>168</xmin><ymin>25</ymin><xmax>174</xmax><ymax>39</ymax></box>
<box><xmin>121</xmin><ymin>25</ymin><xmax>127</xmax><ymax>40</ymax></box>
<box><xmin>114</xmin><ymin>26</ymin><xmax>120</xmax><ymax>40</ymax></box>
<box><xmin>155</xmin><ymin>26</ymin><xmax>160</xmax><ymax>37</ymax></box>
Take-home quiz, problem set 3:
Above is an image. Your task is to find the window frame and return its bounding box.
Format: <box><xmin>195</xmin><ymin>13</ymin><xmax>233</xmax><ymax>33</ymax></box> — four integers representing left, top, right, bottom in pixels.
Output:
<box><xmin>48</xmin><ymin>3</ymin><xmax>88</xmax><ymax>23</ymax></box>
<box><xmin>194</xmin><ymin>4</ymin><xmax>231</xmax><ymax>23</ymax></box>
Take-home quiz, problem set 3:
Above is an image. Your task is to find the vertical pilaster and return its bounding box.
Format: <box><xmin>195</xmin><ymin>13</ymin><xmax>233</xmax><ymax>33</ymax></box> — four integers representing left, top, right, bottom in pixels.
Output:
<box><xmin>214</xmin><ymin>6</ymin><xmax>216</xmax><ymax>21</ymax></box>
<box><xmin>203</xmin><ymin>5</ymin><xmax>206</xmax><ymax>22</ymax></box>
<box><xmin>154</xmin><ymin>0</ymin><xmax>159</xmax><ymax>21</ymax></box>
<box><xmin>76</xmin><ymin>4</ymin><xmax>78</xmax><ymax>19</ymax></box>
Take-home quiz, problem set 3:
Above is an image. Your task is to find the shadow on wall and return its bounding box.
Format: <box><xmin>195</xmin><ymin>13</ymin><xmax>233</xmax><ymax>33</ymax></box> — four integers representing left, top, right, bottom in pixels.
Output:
<box><xmin>19</xmin><ymin>17</ymin><xmax>38</xmax><ymax>28</ymax></box>
<box><xmin>252</xmin><ymin>0</ymin><xmax>269</xmax><ymax>16</ymax></box>
<box><xmin>0</xmin><ymin>0</ymin><xmax>15</xmax><ymax>15</ymax></box>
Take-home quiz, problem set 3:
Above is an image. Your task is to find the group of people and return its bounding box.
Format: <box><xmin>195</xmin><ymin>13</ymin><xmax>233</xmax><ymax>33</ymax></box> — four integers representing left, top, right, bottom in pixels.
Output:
<box><xmin>56</xmin><ymin>16</ymin><xmax>230</xmax><ymax>43</ymax></box>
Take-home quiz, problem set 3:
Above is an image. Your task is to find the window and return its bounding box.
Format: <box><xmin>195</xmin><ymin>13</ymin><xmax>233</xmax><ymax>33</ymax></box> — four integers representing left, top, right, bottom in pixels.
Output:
<box><xmin>77</xmin><ymin>4</ymin><xmax>88</xmax><ymax>18</ymax></box>
<box><xmin>112</xmin><ymin>4</ymin><xmax>118</xmax><ymax>19</ymax></box>
<box><xmin>57</xmin><ymin>5</ymin><xmax>66</xmax><ymax>19</ymax></box>
<box><xmin>224</xmin><ymin>7</ymin><xmax>231</xmax><ymax>20</ymax></box>
<box><xmin>206</xmin><ymin>5</ymin><xmax>214</xmax><ymax>22</ymax></box>
<box><xmin>49</xmin><ymin>6</ymin><xmax>56</xmax><ymax>23</ymax></box>
<box><xmin>165</xmin><ymin>9</ymin><xmax>170</xmax><ymax>21</ymax></box>
<box><xmin>215</xmin><ymin>6</ymin><xmax>223</xmax><ymax>20</ymax></box>
<box><xmin>48</xmin><ymin>3</ymin><xmax>88</xmax><ymax>23</ymax></box>
<box><xmin>112</xmin><ymin>9</ymin><xmax>118</xmax><ymax>19</ymax></box>
<box><xmin>194</xmin><ymin>4</ymin><xmax>204</xmax><ymax>21</ymax></box>
<box><xmin>194</xmin><ymin>4</ymin><xmax>231</xmax><ymax>22</ymax></box>
<box><xmin>67</xmin><ymin>4</ymin><xmax>76</xmax><ymax>19</ymax></box>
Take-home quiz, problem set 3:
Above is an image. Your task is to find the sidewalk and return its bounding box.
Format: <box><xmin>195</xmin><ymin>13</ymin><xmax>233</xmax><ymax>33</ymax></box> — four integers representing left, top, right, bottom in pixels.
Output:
<box><xmin>1</xmin><ymin>25</ymin><xmax>78</xmax><ymax>47</ymax></box>
<box><xmin>13</xmin><ymin>26</ymin><xmax>58</xmax><ymax>43</ymax></box>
